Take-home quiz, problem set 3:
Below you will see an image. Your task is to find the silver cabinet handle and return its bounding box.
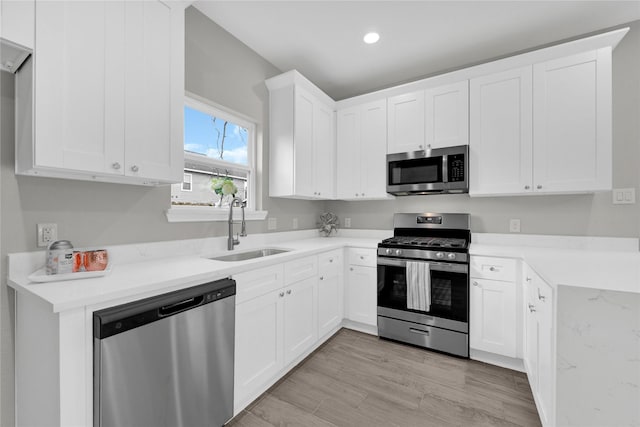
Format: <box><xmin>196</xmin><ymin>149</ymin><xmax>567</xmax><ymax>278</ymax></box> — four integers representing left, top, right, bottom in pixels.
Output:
<box><xmin>472</xmin><ymin>281</ymin><xmax>479</xmax><ymax>287</ymax></box>
<box><xmin>286</xmin><ymin>289</ymin><xmax>292</xmax><ymax>295</ymax></box>
<box><xmin>524</xmin><ymin>185</ymin><xmax>530</xmax><ymax>190</ymax></box>
<box><xmin>329</xmin><ymin>259</ymin><xmax>333</xmax><ymax>263</ymax></box>
<box><xmin>361</xmin><ymin>193</ymin><xmax>365</xmax><ymax>197</ymax></box>
<box><xmin>350</xmin><ymin>267</ymin><xmax>354</xmax><ymax>271</ymax></box>
<box><xmin>409</xmin><ymin>328</ymin><xmax>430</xmax><ymax>336</ymax></box>
<box><xmin>537</xmin><ymin>185</ymin><xmax>542</xmax><ymax>189</ymax></box>
<box><xmin>319</xmin><ymin>276</ymin><xmax>324</xmax><ymax>281</ymax></box>
<box><xmin>538</xmin><ymin>288</ymin><xmax>546</xmax><ymax>302</ymax></box>
<box><xmin>279</xmin><ymin>292</ymin><xmax>284</xmax><ymax>297</ymax></box>
<box><xmin>526</xmin><ymin>277</ymin><xmax>532</xmax><ymax>282</ymax></box>
<box><xmin>489</xmin><ymin>266</ymin><xmax>496</xmax><ymax>272</ymax></box>
<box><xmin>528</xmin><ymin>303</ymin><xmax>536</xmax><ymax>313</ymax></box>
<box><xmin>112</xmin><ymin>162</ymin><xmax>121</xmax><ymax>170</ymax></box>
<box><xmin>360</xmin><ymin>256</ymin><xmax>364</xmax><ymax>260</ymax></box>
<box><xmin>131</xmin><ymin>165</ymin><xmax>139</xmax><ymax>172</ymax></box>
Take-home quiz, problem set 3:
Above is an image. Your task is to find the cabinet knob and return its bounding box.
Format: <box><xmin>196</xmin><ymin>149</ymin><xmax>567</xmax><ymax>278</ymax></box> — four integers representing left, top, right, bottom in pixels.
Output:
<box><xmin>131</xmin><ymin>165</ymin><xmax>139</xmax><ymax>173</ymax></box>
<box><xmin>537</xmin><ymin>289</ymin><xmax>546</xmax><ymax>302</ymax></box>
<box><xmin>472</xmin><ymin>281</ymin><xmax>479</xmax><ymax>287</ymax></box>
<box><xmin>350</xmin><ymin>267</ymin><xmax>354</xmax><ymax>271</ymax></box>
<box><xmin>286</xmin><ymin>289</ymin><xmax>292</xmax><ymax>295</ymax></box>
<box><xmin>427</xmin><ymin>144</ymin><xmax>431</xmax><ymax>149</ymax></box>
<box><xmin>419</xmin><ymin>145</ymin><xmax>423</xmax><ymax>149</ymax></box>
<box><xmin>360</xmin><ymin>256</ymin><xmax>364</xmax><ymax>260</ymax></box>
<box><xmin>489</xmin><ymin>266</ymin><xmax>496</xmax><ymax>272</ymax></box>
<box><xmin>112</xmin><ymin>162</ymin><xmax>121</xmax><ymax>170</ymax></box>
<box><xmin>319</xmin><ymin>276</ymin><xmax>324</xmax><ymax>281</ymax></box>
<box><xmin>361</xmin><ymin>193</ymin><xmax>365</xmax><ymax>197</ymax></box>
<box><xmin>318</xmin><ymin>192</ymin><xmax>321</xmax><ymax>196</ymax></box>
<box><xmin>537</xmin><ymin>185</ymin><xmax>542</xmax><ymax>190</ymax></box>
<box><xmin>528</xmin><ymin>303</ymin><xmax>536</xmax><ymax>313</ymax></box>
<box><xmin>279</xmin><ymin>292</ymin><xmax>285</xmax><ymax>297</ymax></box>
<box><xmin>355</xmin><ymin>193</ymin><xmax>359</xmax><ymax>197</ymax></box>
<box><xmin>329</xmin><ymin>259</ymin><xmax>333</xmax><ymax>263</ymax></box>
<box><xmin>524</xmin><ymin>185</ymin><xmax>530</xmax><ymax>190</ymax></box>
<box><xmin>526</xmin><ymin>277</ymin><xmax>532</xmax><ymax>282</ymax></box>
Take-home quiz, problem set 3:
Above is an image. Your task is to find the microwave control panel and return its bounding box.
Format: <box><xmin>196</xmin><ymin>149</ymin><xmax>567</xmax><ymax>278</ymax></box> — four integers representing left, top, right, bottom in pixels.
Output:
<box><xmin>447</xmin><ymin>154</ymin><xmax>466</xmax><ymax>182</ymax></box>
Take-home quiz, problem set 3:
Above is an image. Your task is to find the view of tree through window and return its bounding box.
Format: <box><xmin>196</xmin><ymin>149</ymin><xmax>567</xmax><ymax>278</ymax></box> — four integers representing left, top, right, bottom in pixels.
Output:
<box><xmin>171</xmin><ymin>99</ymin><xmax>255</xmax><ymax>209</ymax></box>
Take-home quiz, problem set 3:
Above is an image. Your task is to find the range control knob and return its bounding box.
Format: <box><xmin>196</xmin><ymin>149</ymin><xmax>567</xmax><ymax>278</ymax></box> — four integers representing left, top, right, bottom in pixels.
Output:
<box><xmin>435</xmin><ymin>252</ymin><xmax>445</xmax><ymax>259</ymax></box>
<box><xmin>385</xmin><ymin>249</ymin><xmax>392</xmax><ymax>255</ymax></box>
<box><xmin>395</xmin><ymin>249</ymin><xmax>402</xmax><ymax>256</ymax></box>
<box><xmin>447</xmin><ymin>253</ymin><xmax>456</xmax><ymax>260</ymax></box>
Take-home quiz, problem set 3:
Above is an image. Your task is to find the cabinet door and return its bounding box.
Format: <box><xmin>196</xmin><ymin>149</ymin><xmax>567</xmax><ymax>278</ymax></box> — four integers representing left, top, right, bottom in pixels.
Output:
<box><xmin>361</xmin><ymin>99</ymin><xmax>389</xmax><ymax>198</ymax></box>
<box><xmin>425</xmin><ymin>81</ymin><xmax>469</xmax><ymax>149</ymax></box>
<box><xmin>34</xmin><ymin>1</ymin><xmax>125</xmax><ymax>175</ymax></box>
<box><xmin>533</xmin><ymin>49</ymin><xmax>611</xmax><ymax>193</ymax></box>
<box><xmin>293</xmin><ymin>87</ymin><xmax>315</xmax><ymax>197</ymax></box>
<box><xmin>469</xmin><ymin>67</ymin><xmax>533</xmax><ymax>196</ymax></box>
<box><xmin>387</xmin><ymin>91</ymin><xmax>425</xmax><ymax>154</ymax></box>
<box><xmin>317</xmin><ymin>251</ymin><xmax>343</xmax><ymax>337</ymax></box>
<box><xmin>523</xmin><ymin>270</ymin><xmax>539</xmax><ymax>394</ymax></box>
<box><xmin>283</xmin><ymin>277</ymin><xmax>318</xmax><ymax>365</ymax></box>
<box><xmin>234</xmin><ymin>290</ymin><xmax>284</xmax><ymax>409</ymax></box>
<box><xmin>313</xmin><ymin>101</ymin><xmax>335</xmax><ymax>198</ymax></box>
<box><xmin>336</xmin><ymin>106</ymin><xmax>362</xmax><ymax>199</ymax></box>
<box><xmin>124</xmin><ymin>1</ymin><xmax>183</xmax><ymax>183</ymax></box>
<box><xmin>346</xmin><ymin>265</ymin><xmax>377</xmax><ymax>326</ymax></box>
<box><xmin>470</xmin><ymin>278</ymin><xmax>517</xmax><ymax>357</ymax></box>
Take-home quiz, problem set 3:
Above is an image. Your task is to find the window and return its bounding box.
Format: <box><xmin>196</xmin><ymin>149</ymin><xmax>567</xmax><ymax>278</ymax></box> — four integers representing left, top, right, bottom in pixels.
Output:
<box><xmin>167</xmin><ymin>93</ymin><xmax>266</xmax><ymax>222</ymax></box>
<box><xmin>171</xmin><ymin>94</ymin><xmax>257</xmax><ymax>208</ymax></box>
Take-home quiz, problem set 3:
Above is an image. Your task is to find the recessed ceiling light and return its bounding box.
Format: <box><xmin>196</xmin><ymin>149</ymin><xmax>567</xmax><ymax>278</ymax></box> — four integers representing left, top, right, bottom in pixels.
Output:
<box><xmin>363</xmin><ymin>32</ymin><xmax>380</xmax><ymax>44</ymax></box>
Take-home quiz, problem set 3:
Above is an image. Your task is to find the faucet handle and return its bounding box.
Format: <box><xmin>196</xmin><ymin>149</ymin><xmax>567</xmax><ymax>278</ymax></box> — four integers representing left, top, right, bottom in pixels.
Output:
<box><xmin>234</xmin><ymin>233</ymin><xmax>240</xmax><ymax>245</ymax></box>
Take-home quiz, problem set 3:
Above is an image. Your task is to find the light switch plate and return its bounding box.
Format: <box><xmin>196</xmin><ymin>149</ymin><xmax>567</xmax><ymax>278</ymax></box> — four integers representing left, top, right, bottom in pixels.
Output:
<box><xmin>292</xmin><ymin>218</ymin><xmax>298</xmax><ymax>229</ymax></box>
<box><xmin>509</xmin><ymin>219</ymin><xmax>521</xmax><ymax>233</ymax></box>
<box><xmin>344</xmin><ymin>218</ymin><xmax>352</xmax><ymax>228</ymax></box>
<box><xmin>268</xmin><ymin>217</ymin><xmax>277</xmax><ymax>230</ymax></box>
<box><xmin>612</xmin><ymin>188</ymin><xmax>636</xmax><ymax>204</ymax></box>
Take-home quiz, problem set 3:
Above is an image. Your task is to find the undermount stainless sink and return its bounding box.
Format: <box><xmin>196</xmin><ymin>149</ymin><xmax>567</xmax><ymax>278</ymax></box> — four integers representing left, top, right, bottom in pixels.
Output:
<box><xmin>209</xmin><ymin>248</ymin><xmax>290</xmax><ymax>262</ymax></box>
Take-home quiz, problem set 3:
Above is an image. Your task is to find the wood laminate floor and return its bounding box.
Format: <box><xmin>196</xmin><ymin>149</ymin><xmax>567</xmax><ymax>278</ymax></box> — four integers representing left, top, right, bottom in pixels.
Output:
<box><xmin>228</xmin><ymin>329</ymin><xmax>542</xmax><ymax>427</ymax></box>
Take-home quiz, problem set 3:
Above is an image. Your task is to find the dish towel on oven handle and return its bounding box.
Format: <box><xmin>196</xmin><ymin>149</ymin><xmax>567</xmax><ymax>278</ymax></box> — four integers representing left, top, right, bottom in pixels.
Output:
<box><xmin>406</xmin><ymin>261</ymin><xmax>431</xmax><ymax>312</ymax></box>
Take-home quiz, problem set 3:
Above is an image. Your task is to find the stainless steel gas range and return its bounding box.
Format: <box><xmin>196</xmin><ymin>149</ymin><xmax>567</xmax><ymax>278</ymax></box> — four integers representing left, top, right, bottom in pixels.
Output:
<box><xmin>377</xmin><ymin>213</ymin><xmax>470</xmax><ymax>358</ymax></box>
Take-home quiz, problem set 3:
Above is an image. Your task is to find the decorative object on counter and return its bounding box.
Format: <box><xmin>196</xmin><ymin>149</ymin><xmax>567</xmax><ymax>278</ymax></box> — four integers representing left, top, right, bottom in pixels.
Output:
<box><xmin>318</xmin><ymin>212</ymin><xmax>339</xmax><ymax>237</ymax></box>
<box><xmin>211</xmin><ymin>176</ymin><xmax>238</xmax><ymax>207</ymax></box>
<box><xmin>83</xmin><ymin>250</ymin><xmax>109</xmax><ymax>272</ymax></box>
<box><xmin>46</xmin><ymin>240</ymin><xmax>74</xmax><ymax>275</ymax></box>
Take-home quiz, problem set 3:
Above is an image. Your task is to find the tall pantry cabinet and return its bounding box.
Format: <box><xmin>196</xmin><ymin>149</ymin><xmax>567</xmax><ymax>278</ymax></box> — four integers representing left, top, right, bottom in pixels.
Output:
<box><xmin>15</xmin><ymin>1</ymin><xmax>185</xmax><ymax>185</ymax></box>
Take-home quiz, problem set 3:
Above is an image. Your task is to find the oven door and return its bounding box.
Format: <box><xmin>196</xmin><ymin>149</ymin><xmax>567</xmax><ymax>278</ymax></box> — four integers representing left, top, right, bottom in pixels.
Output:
<box><xmin>377</xmin><ymin>257</ymin><xmax>468</xmax><ymax>325</ymax></box>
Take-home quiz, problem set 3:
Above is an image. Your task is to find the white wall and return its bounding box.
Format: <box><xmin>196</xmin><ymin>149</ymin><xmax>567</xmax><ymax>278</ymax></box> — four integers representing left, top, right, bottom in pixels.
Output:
<box><xmin>326</xmin><ymin>21</ymin><xmax>640</xmax><ymax>238</ymax></box>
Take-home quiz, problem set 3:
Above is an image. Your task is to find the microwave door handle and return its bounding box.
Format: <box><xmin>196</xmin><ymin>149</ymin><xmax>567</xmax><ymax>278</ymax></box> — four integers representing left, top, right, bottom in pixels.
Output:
<box><xmin>442</xmin><ymin>154</ymin><xmax>448</xmax><ymax>183</ymax></box>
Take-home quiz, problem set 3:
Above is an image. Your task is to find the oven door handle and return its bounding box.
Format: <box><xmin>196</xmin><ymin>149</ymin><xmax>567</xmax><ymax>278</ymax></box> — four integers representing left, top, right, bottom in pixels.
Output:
<box><xmin>377</xmin><ymin>257</ymin><xmax>468</xmax><ymax>274</ymax></box>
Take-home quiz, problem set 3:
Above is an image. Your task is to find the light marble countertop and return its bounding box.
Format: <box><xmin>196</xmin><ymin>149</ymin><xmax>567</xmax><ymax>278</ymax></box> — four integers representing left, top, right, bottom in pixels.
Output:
<box><xmin>470</xmin><ymin>243</ymin><xmax>640</xmax><ymax>295</ymax></box>
<box><xmin>8</xmin><ymin>232</ymin><xmax>382</xmax><ymax>313</ymax></box>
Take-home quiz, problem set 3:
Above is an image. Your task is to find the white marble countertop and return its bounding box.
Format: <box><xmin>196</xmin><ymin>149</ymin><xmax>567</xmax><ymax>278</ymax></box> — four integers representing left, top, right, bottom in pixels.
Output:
<box><xmin>470</xmin><ymin>242</ymin><xmax>640</xmax><ymax>295</ymax></box>
<box><xmin>8</xmin><ymin>233</ymin><xmax>382</xmax><ymax>313</ymax></box>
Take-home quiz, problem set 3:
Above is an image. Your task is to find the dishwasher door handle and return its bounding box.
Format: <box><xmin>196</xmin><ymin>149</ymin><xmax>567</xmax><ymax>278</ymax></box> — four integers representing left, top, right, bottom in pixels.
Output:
<box><xmin>158</xmin><ymin>296</ymin><xmax>204</xmax><ymax>317</ymax></box>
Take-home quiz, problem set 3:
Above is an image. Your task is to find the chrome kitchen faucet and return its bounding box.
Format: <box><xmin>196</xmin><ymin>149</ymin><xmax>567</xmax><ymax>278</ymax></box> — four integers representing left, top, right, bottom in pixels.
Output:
<box><xmin>228</xmin><ymin>197</ymin><xmax>247</xmax><ymax>250</ymax></box>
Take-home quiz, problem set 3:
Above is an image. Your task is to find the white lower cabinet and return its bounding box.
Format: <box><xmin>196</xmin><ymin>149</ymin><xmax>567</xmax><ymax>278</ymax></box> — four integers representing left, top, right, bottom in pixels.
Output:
<box><xmin>283</xmin><ymin>276</ymin><xmax>318</xmax><ymax>365</ymax></box>
<box><xmin>470</xmin><ymin>256</ymin><xmax>518</xmax><ymax>357</ymax></box>
<box><xmin>345</xmin><ymin>248</ymin><xmax>377</xmax><ymax>327</ymax></box>
<box><xmin>523</xmin><ymin>265</ymin><xmax>555</xmax><ymax>427</ymax></box>
<box><xmin>317</xmin><ymin>250</ymin><xmax>343</xmax><ymax>337</ymax></box>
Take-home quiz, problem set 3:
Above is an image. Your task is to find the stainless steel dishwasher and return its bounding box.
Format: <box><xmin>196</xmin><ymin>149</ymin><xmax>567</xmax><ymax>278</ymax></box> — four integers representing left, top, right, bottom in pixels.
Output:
<box><xmin>93</xmin><ymin>278</ymin><xmax>236</xmax><ymax>427</ymax></box>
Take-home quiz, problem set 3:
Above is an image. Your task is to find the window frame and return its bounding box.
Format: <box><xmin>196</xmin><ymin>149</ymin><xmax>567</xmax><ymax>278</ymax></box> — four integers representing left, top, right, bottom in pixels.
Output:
<box><xmin>166</xmin><ymin>92</ymin><xmax>267</xmax><ymax>223</ymax></box>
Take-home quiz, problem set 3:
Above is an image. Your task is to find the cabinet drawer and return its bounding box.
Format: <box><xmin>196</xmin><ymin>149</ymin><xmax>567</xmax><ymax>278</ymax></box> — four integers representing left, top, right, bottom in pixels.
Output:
<box><xmin>233</xmin><ymin>264</ymin><xmax>284</xmax><ymax>304</ymax></box>
<box><xmin>285</xmin><ymin>256</ymin><xmax>318</xmax><ymax>285</ymax></box>
<box><xmin>318</xmin><ymin>249</ymin><xmax>342</xmax><ymax>277</ymax></box>
<box><xmin>348</xmin><ymin>248</ymin><xmax>376</xmax><ymax>267</ymax></box>
<box><xmin>471</xmin><ymin>256</ymin><xmax>517</xmax><ymax>282</ymax></box>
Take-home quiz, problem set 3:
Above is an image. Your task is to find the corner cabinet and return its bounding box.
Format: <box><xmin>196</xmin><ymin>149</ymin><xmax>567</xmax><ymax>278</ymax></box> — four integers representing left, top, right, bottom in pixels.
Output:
<box><xmin>470</xmin><ymin>48</ymin><xmax>613</xmax><ymax>196</ymax></box>
<box><xmin>266</xmin><ymin>70</ymin><xmax>336</xmax><ymax>199</ymax></box>
<box><xmin>15</xmin><ymin>1</ymin><xmax>185</xmax><ymax>185</ymax></box>
<box><xmin>336</xmin><ymin>100</ymin><xmax>392</xmax><ymax>200</ymax></box>
<box><xmin>344</xmin><ymin>248</ymin><xmax>378</xmax><ymax>330</ymax></box>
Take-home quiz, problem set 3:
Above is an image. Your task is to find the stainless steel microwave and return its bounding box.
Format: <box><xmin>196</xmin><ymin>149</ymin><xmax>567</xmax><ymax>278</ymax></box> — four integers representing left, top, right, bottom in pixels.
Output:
<box><xmin>386</xmin><ymin>145</ymin><xmax>469</xmax><ymax>195</ymax></box>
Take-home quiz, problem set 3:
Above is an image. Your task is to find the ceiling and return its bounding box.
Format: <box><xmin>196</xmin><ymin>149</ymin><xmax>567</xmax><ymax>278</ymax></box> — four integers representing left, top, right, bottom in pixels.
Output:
<box><xmin>193</xmin><ymin>1</ymin><xmax>640</xmax><ymax>100</ymax></box>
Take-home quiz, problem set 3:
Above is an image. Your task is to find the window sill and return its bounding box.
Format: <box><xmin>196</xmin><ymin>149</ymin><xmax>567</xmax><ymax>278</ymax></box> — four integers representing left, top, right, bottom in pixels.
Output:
<box><xmin>165</xmin><ymin>205</ymin><xmax>268</xmax><ymax>223</ymax></box>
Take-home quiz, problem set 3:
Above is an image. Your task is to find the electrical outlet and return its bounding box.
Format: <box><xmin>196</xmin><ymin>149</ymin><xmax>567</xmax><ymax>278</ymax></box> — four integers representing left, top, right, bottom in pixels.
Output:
<box><xmin>292</xmin><ymin>218</ymin><xmax>298</xmax><ymax>229</ymax></box>
<box><xmin>509</xmin><ymin>219</ymin><xmax>521</xmax><ymax>233</ymax></box>
<box><xmin>344</xmin><ymin>218</ymin><xmax>351</xmax><ymax>228</ymax></box>
<box><xmin>268</xmin><ymin>217</ymin><xmax>277</xmax><ymax>231</ymax></box>
<box><xmin>37</xmin><ymin>223</ymin><xmax>58</xmax><ymax>247</ymax></box>
<box><xmin>612</xmin><ymin>188</ymin><xmax>636</xmax><ymax>204</ymax></box>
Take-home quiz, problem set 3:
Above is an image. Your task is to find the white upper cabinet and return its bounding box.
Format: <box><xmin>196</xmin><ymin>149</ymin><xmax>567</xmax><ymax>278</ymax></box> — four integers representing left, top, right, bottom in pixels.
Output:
<box><xmin>533</xmin><ymin>49</ymin><xmax>612</xmax><ymax>193</ymax></box>
<box><xmin>471</xmin><ymin>48</ymin><xmax>613</xmax><ymax>196</ymax></box>
<box><xmin>336</xmin><ymin>99</ymin><xmax>391</xmax><ymax>200</ymax></box>
<box><xmin>470</xmin><ymin>67</ymin><xmax>533</xmax><ymax>196</ymax></box>
<box><xmin>15</xmin><ymin>0</ymin><xmax>184</xmax><ymax>185</ymax></box>
<box><xmin>387</xmin><ymin>90</ymin><xmax>425</xmax><ymax>153</ymax></box>
<box><xmin>425</xmin><ymin>80</ymin><xmax>469</xmax><ymax>149</ymax></box>
<box><xmin>266</xmin><ymin>71</ymin><xmax>336</xmax><ymax>200</ymax></box>
<box><xmin>387</xmin><ymin>81</ymin><xmax>469</xmax><ymax>154</ymax></box>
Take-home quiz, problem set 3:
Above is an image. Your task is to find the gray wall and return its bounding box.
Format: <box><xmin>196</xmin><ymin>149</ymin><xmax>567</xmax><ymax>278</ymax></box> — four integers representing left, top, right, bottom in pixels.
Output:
<box><xmin>327</xmin><ymin>20</ymin><xmax>640</xmax><ymax>238</ymax></box>
<box><xmin>0</xmin><ymin>8</ymin><xmax>323</xmax><ymax>426</ymax></box>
